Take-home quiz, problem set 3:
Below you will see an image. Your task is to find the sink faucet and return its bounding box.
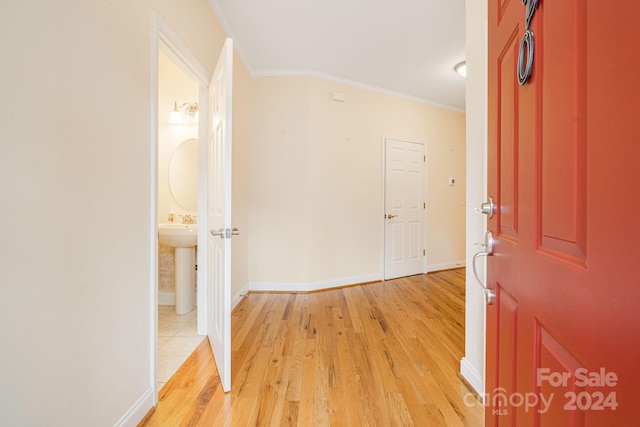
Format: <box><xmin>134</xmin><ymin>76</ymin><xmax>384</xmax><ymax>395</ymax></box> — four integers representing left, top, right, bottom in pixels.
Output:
<box><xmin>181</xmin><ymin>214</ymin><xmax>197</xmax><ymax>224</ymax></box>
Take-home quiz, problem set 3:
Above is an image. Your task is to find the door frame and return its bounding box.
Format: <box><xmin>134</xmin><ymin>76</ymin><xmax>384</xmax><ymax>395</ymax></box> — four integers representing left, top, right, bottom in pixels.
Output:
<box><xmin>460</xmin><ymin>0</ymin><xmax>489</xmax><ymax>399</ymax></box>
<box><xmin>381</xmin><ymin>136</ymin><xmax>428</xmax><ymax>279</ymax></box>
<box><xmin>150</xmin><ymin>12</ymin><xmax>211</xmax><ymax>403</ymax></box>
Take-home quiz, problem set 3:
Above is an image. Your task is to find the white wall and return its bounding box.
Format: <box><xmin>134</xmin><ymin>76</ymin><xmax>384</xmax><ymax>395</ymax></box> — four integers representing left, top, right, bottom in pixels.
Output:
<box><xmin>461</xmin><ymin>0</ymin><xmax>488</xmax><ymax>396</ymax></box>
<box><xmin>0</xmin><ymin>1</ymin><xmax>229</xmax><ymax>425</ymax></box>
<box><xmin>248</xmin><ymin>76</ymin><xmax>467</xmax><ymax>289</ymax></box>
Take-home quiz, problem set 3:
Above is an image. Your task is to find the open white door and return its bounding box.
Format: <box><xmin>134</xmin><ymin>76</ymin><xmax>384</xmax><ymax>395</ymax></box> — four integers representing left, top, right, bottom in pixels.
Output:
<box><xmin>207</xmin><ymin>38</ymin><xmax>233</xmax><ymax>392</ymax></box>
<box><xmin>384</xmin><ymin>138</ymin><xmax>425</xmax><ymax>280</ymax></box>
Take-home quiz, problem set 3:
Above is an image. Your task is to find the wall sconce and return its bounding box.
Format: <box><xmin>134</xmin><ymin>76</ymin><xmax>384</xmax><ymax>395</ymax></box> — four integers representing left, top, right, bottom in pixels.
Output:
<box><xmin>168</xmin><ymin>101</ymin><xmax>199</xmax><ymax>124</ymax></box>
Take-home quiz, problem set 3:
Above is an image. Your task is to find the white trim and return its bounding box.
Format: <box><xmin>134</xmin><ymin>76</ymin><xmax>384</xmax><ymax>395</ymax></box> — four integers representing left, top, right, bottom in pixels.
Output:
<box><xmin>149</xmin><ymin>11</ymin><xmax>160</xmax><ymax>408</ymax></box>
<box><xmin>151</xmin><ymin>9</ymin><xmax>212</xmax><ymax>408</ymax></box>
<box><xmin>249</xmin><ymin>274</ymin><xmax>382</xmax><ymax>293</ymax></box>
<box><xmin>232</xmin><ymin>284</ymin><xmax>249</xmax><ymax>310</ymax></box>
<box><xmin>205</xmin><ymin>1</ymin><xmax>252</xmax><ymax>71</ymax></box>
<box><xmin>158</xmin><ymin>291</ymin><xmax>175</xmax><ymax>306</ymax></box>
<box><xmin>206</xmin><ymin>2</ymin><xmax>463</xmax><ymax>113</ymax></box>
<box><xmin>250</xmin><ymin>281</ymin><xmax>308</xmax><ymax>293</ymax></box>
<box><xmin>462</xmin><ymin>0</ymin><xmax>488</xmax><ymax>402</ymax></box>
<box><xmin>460</xmin><ymin>357</ymin><xmax>484</xmax><ymax>400</ymax></box>
<box><xmin>423</xmin><ymin>143</ymin><xmax>429</xmax><ymax>275</ymax></box>
<box><xmin>426</xmin><ymin>260</ymin><xmax>466</xmax><ymax>272</ymax></box>
<box><xmin>252</xmin><ymin>70</ymin><xmax>465</xmax><ymax>112</ymax></box>
<box><xmin>157</xmin><ymin>20</ymin><xmax>210</xmax><ymax>87</ymax></box>
<box><xmin>380</xmin><ymin>138</ymin><xmax>386</xmax><ymax>284</ymax></box>
<box><xmin>196</xmin><ymin>83</ymin><xmax>209</xmax><ymax>337</ymax></box>
<box><xmin>482</xmin><ymin>1</ymin><xmax>489</xmax><ymax>398</ymax></box>
<box><xmin>308</xmin><ymin>274</ymin><xmax>381</xmax><ymax>292</ymax></box>
<box><xmin>113</xmin><ymin>387</ymin><xmax>154</xmax><ymax>427</ymax></box>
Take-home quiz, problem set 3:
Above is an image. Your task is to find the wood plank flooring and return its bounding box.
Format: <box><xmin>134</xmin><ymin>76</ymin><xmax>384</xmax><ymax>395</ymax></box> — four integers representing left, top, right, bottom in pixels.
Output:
<box><xmin>140</xmin><ymin>268</ymin><xmax>484</xmax><ymax>426</ymax></box>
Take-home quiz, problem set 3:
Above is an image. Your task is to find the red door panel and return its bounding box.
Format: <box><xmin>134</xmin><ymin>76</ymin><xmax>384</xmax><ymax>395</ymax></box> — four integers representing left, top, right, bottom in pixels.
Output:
<box><xmin>487</xmin><ymin>0</ymin><xmax>640</xmax><ymax>425</ymax></box>
<box><xmin>535</xmin><ymin>325</ymin><xmax>586</xmax><ymax>426</ymax></box>
<box><xmin>538</xmin><ymin>0</ymin><xmax>587</xmax><ymax>261</ymax></box>
<box><xmin>498</xmin><ymin>31</ymin><xmax>519</xmax><ymax>241</ymax></box>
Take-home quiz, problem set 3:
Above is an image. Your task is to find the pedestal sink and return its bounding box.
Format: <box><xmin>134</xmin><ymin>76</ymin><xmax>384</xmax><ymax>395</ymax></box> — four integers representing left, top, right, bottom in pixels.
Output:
<box><xmin>158</xmin><ymin>224</ymin><xmax>197</xmax><ymax>315</ymax></box>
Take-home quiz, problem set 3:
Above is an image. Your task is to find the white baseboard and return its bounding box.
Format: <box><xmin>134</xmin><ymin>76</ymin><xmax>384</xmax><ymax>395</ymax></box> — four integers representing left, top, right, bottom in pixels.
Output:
<box><xmin>460</xmin><ymin>357</ymin><xmax>484</xmax><ymax>400</ymax></box>
<box><xmin>232</xmin><ymin>284</ymin><xmax>249</xmax><ymax>310</ymax></box>
<box><xmin>249</xmin><ymin>273</ymin><xmax>381</xmax><ymax>293</ymax></box>
<box><xmin>249</xmin><ymin>281</ymin><xmax>307</xmax><ymax>292</ymax></box>
<box><xmin>158</xmin><ymin>291</ymin><xmax>198</xmax><ymax>307</ymax></box>
<box><xmin>165</xmin><ymin>285</ymin><xmax>248</xmax><ymax>309</ymax></box>
<box><xmin>427</xmin><ymin>260</ymin><xmax>466</xmax><ymax>272</ymax></box>
<box><xmin>158</xmin><ymin>290</ymin><xmax>175</xmax><ymax>305</ymax></box>
<box><xmin>114</xmin><ymin>386</ymin><xmax>154</xmax><ymax>427</ymax></box>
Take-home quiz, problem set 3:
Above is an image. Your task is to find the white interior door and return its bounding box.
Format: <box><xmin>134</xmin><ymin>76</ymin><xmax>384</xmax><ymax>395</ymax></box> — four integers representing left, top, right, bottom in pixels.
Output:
<box><xmin>207</xmin><ymin>38</ymin><xmax>233</xmax><ymax>392</ymax></box>
<box><xmin>384</xmin><ymin>138</ymin><xmax>425</xmax><ymax>280</ymax></box>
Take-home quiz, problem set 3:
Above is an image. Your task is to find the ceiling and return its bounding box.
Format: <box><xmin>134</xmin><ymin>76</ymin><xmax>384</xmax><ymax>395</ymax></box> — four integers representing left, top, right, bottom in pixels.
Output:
<box><xmin>208</xmin><ymin>0</ymin><xmax>466</xmax><ymax>111</ymax></box>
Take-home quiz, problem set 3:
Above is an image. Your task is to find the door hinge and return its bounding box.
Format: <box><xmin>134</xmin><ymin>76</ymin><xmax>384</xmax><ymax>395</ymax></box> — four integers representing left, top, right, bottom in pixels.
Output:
<box><xmin>423</xmin><ymin>249</ymin><xmax>426</xmax><ymax>256</ymax></box>
<box><xmin>423</xmin><ymin>202</ymin><xmax>426</xmax><ymax>209</ymax></box>
<box><xmin>423</xmin><ymin>155</ymin><xmax>426</xmax><ymax>162</ymax></box>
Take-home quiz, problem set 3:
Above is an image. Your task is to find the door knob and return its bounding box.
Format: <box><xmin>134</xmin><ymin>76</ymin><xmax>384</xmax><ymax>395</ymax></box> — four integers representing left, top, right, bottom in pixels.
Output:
<box><xmin>386</xmin><ymin>214</ymin><xmax>398</xmax><ymax>219</ymax></box>
<box><xmin>210</xmin><ymin>228</ymin><xmax>224</xmax><ymax>239</ymax></box>
<box><xmin>473</xmin><ymin>196</ymin><xmax>495</xmax><ymax>219</ymax></box>
<box><xmin>472</xmin><ymin>230</ymin><xmax>495</xmax><ymax>305</ymax></box>
<box><xmin>210</xmin><ymin>228</ymin><xmax>240</xmax><ymax>239</ymax></box>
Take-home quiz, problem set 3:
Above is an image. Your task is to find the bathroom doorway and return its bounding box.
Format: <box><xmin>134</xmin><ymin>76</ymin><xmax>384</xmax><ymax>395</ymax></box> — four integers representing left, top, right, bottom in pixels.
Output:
<box><xmin>156</xmin><ymin>49</ymin><xmax>204</xmax><ymax>389</ymax></box>
<box><xmin>153</xmin><ymin>20</ymin><xmax>211</xmax><ymax>393</ymax></box>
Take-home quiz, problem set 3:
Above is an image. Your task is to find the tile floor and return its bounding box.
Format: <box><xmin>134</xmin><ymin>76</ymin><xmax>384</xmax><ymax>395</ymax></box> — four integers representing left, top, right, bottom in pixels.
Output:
<box><xmin>158</xmin><ymin>305</ymin><xmax>205</xmax><ymax>390</ymax></box>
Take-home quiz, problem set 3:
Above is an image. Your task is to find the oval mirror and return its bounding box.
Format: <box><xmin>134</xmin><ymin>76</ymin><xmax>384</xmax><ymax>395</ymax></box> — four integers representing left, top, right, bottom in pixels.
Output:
<box><xmin>168</xmin><ymin>138</ymin><xmax>198</xmax><ymax>211</ymax></box>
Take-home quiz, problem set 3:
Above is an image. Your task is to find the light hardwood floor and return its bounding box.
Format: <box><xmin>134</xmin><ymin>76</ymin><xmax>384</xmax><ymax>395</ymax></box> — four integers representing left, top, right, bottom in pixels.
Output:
<box><xmin>140</xmin><ymin>268</ymin><xmax>484</xmax><ymax>426</ymax></box>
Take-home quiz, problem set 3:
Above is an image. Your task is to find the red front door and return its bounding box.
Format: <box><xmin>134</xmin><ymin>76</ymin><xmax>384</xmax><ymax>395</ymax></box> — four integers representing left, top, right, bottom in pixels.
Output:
<box><xmin>486</xmin><ymin>0</ymin><xmax>640</xmax><ymax>425</ymax></box>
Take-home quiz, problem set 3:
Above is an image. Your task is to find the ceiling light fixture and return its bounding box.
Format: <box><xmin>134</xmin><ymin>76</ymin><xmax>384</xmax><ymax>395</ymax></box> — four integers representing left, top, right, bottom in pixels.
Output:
<box><xmin>168</xmin><ymin>101</ymin><xmax>199</xmax><ymax>124</ymax></box>
<box><xmin>454</xmin><ymin>61</ymin><xmax>466</xmax><ymax>78</ymax></box>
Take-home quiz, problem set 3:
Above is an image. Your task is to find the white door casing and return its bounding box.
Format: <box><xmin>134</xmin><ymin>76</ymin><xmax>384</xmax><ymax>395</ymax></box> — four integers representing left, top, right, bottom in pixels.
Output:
<box><xmin>152</xmin><ymin>14</ymin><xmax>212</xmax><ymax>404</ymax></box>
<box><xmin>207</xmin><ymin>38</ymin><xmax>233</xmax><ymax>392</ymax></box>
<box><xmin>384</xmin><ymin>138</ymin><xmax>425</xmax><ymax>280</ymax></box>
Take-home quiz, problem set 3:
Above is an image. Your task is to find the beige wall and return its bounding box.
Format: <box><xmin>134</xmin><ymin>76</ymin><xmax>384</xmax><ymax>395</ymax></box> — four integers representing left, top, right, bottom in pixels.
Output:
<box><xmin>248</xmin><ymin>76</ymin><xmax>466</xmax><ymax>287</ymax></box>
<box><xmin>0</xmin><ymin>0</ymin><xmax>228</xmax><ymax>425</ymax></box>
<box><xmin>248</xmin><ymin>77</ymin><xmax>311</xmax><ymax>284</ymax></box>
